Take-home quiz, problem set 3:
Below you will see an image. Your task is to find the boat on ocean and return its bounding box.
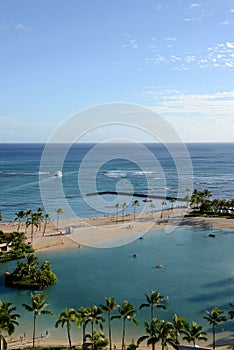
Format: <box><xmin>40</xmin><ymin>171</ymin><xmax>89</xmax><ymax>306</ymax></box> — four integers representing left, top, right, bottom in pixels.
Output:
<box><xmin>54</xmin><ymin>170</ymin><xmax>62</xmax><ymax>177</ymax></box>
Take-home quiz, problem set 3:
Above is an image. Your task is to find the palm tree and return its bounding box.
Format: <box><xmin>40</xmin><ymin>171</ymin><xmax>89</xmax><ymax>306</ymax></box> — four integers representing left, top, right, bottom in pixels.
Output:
<box><xmin>0</xmin><ymin>211</ymin><xmax>2</xmax><ymax>222</ymax></box>
<box><xmin>14</xmin><ymin>210</ymin><xmax>25</xmax><ymax>232</ymax></box>
<box><xmin>228</xmin><ymin>303</ymin><xmax>234</xmax><ymax>319</ymax></box>
<box><xmin>86</xmin><ymin>305</ymin><xmax>105</xmax><ymax>341</ymax></box>
<box><xmin>25</xmin><ymin>253</ymin><xmax>38</xmax><ymax>275</ymax></box>
<box><xmin>139</xmin><ymin>291</ymin><xmax>167</xmax><ymax>321</ymax></box>
<box><xmin>132</xmin><ymin>200</ymin><xmax>140</xmax><ymax>221</ymax></box>
<box><xmin>172</xmin><ymin>314</ymin><xmax>188</xmax><ymax>344</ymax></box>
<box><xmin>100</xmin><ymin>297</ymin><xmax>119</xmax><ymax>350</ymax></box>
<box><xmin>203</xmin><ymin>307</ymin><xmax>227</xmax><ymax>350</ymax></box>
<box><xmin>160</xmin><ymin>201</ymin><xmax>167</xmax><ymax>218</ymax></box>
<box><xmin>55</xmin><ymin>308</ymin><xmax>80</xmax><ymax>348</ymax></box>
<box><xmin>25</xmin><ymin>209</ymin><xmax>33</xmax><ymax>233</ymax></box>
<box><xmin>77</xmin><ymin>306</ymin><xmax>90</xmax><ymax>347</ymax></box>
<box><xmin>121</xmin><ymin>202</ymin><xmax>127</xmax><ymax>223</ymax></box>
<box><xmin>137</xmin><ymin>318</ymin><xmax>159</xmax><ymax>350</ymax></box>
<box><xmin>85</xmin><ymin>330</ymin><xmax>108</xmax><ymax>350</ymax></box>
<box><xmin>115</xmin><ymin>300</ymin><xmax>138</xmax><ymax>350</ymax></box>
<box><xmin>115</xmin><ymin>203</ymin><xmax>120</xmax><ymax>223</ymax></box>
<box><xmin>0</xmin><ymin>301</ymin><xmax>20</xmax><ymax>350</ymax></box>
<box><xmin>22</xmin><ymin>293</ymin><xmax>53</xmax><ymax>349</ymax></box>
<box><xmin>190</xmin><ymin>190</ymin><xmax>203</xmax><ymax>209</ymax></box>
<box><xmin>203</xmin><ymin>189</ymin><xmax>212</xmax><ymax>200</ymax></box>
<box><xmin>56</xmin><ymin>208</ymin><xmax>63</xmax><ymax>229</ymax></box>
<box><xmin>37</xmin><ymin>207</ymin><xmax>44</xmax><ymax>231</ymax></box>
<box><xmin>43</xmin><ymin>213</ymin><xmax>51</xmax><ymax>236</ymax></box>
<box><xmin>26</xmin><ymin>212</ymin><xmax>39</xmax><ymax>243</ymax></box>
<box><xmin>155</xmin><ymin>319</ymin><xmax>175</xmax><ymax>350</ymax></box>
<box><xmin>182</xmin><ymin>321</ymin><xmax>207</xmax><ymax>347</ymax></box>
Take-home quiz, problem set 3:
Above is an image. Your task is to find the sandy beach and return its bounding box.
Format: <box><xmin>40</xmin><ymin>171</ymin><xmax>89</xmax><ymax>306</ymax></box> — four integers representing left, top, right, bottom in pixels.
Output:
<box><xmin>1</xmin><ymin>207</ymin><xmax>234</xmax><ymax>251</ymax></box>
<box><xmin>6</xmin><ymin>333</ymin><xmax>234</xmax><ymax>350</ymax></box>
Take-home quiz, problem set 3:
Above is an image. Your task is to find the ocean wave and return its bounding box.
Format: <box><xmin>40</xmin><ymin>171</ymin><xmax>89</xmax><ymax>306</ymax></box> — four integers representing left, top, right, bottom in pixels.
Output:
<box><xmin>0</xmin><ymin>171</ymin><xmax>50</xmax><ymax>176</ymax></box>
<box><xmin>131</xmin><ymin>170</ymin><xmax>155</xmax><ymax>176</ymax></box>
<box><xmin>104</xmin><ymin>169</ymin><xmax>157</xmax><ymax>178</ymax></box>
<box><xmin>104</xmin><ymin>170</ymin><xmax>127</xmax><ymax>178</ymax></box>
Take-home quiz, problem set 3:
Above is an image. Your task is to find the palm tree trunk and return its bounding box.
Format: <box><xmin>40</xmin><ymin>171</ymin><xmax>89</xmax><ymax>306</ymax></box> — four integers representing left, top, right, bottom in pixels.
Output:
<box><xmin>92</xmin><ymin>321</ymin><xmax>94</xmax><ymax>339</ymax></box>
<box><xmin>67</xmin><ymin>323</ymin><xmax>72</xmax><ymax>348</ymax></box>
<box><xmin>33</xmin><ymin>314</ymin><xmax>36</xmax><ymax>349</ymax></box>
<box><xmin>213</xmin><ymin>324</ymin><xmax>215</xmax><ymax>350</ymax></box>
<box><xmin>91</xmin><ymin>321</ymin><xmax>94</xmax><ymax>350</ymax></box>
<box><xmin>82</xmin><ymin>324</ymin><xmax>86</xmax><ymax>347</ymax></box>
<box><xmin>17</xmin><ymin>220</ymin><xmax>20</xmax><ymax>232</ymax></box>
<box><xmin>134</xmin><ymin>207</ymin><xmax>136</xmax><ymax>221</ymax></box>
<box><xmin>43</xmin><ymin>221</ymin><xmax>47</xmax><ymax>236</ymax></box>
<box><xmin>108</xmin><ymin>313</ymin><xmax>112</xmax><ymax>350</ymax></box>
<box><xmin>122</xmin><ymin>318</ymin><xmax>126</xmax><ymax>350</ymax></box>
<box><xmin>151</xmin><ymin>305</ymin><xmax>154</xmax><ymax>320</ymax></box>
<box><xmin>31</xmin><ymin>224</ymin><xmax>34</xmax><ymax>243</ymax></box>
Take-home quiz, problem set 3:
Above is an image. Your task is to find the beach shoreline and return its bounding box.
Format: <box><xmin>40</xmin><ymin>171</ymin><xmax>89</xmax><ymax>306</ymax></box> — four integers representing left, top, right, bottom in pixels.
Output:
<box><xmin>1</xmin><ymin>208</ymin><xmax>234</xmax><ymax>251</ymax></box>
<box><xmin>6</xmin><ymin>333</ymin><xmax>234</xmax><ymax>350</ymax></box>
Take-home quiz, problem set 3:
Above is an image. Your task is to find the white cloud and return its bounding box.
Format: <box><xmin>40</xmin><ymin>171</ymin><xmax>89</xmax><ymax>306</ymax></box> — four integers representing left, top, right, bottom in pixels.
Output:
<box><xmin>190</xmin><ymin>3</ymin><xmax>202</xmax><ymax>8</ymax></box>
<box><xmin>147</xmin><ymin>90</ymin><xmax>234</xmax><ymax>118</ymax></box>
<box><xmin>14</xmin><ymin>23</ymin><xmax>31</xmax><ymax>31</ymax></box>
<box><xmin>225</xmin><ymin>61</ymin><xmax>234</xmax><ymax>67</ymax></box>
<box><xmin>226</xmin><ymin>41</ymin><xmax>234</xmax><ymax>48</ymax></box>
<box><xmin>122</xmin><ymin>34</ymin><xmax>139</xmax><ymax>49</ymax></box>
<box><xmin>184</xmin><ymin>17</ymin><xmax>200</xmax><ymax>22</ymax></box>
<box><xmin>145</xmin><ymin>40</ymin><xmax>234</xmax><ymax>70</ymax></box>
<box><xmin>0</xmin><ymin>22</ymin><xmax>31</xmax><ymax>32</ymax></box>
<box><xmin>165</xmin><ymin>37</ymin><xmax>177</xmax><ymax>41</ymax></box>
<box><xmin>143</xmin><ymin>90</ymin><xmax>234</xmax><ymax>142</ymax></box>
<box><xmin>222</xmin><ymin>18</ymin><xmax>234</xmax><ymax>24</ymax></box>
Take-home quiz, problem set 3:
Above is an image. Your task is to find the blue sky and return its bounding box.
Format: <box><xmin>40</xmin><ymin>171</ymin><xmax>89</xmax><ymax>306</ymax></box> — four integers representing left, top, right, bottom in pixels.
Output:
<box><xmin>1</xmin><ymin>0</ymin><xmax>234</xmax><ymax>142</ymax></box>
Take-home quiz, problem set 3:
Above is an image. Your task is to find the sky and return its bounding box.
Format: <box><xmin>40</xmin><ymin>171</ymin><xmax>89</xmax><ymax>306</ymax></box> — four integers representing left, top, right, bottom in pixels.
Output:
<box><xmin>0</xmin><ymin>0</ymin><xmax>234</xmax><ymax>143</ymax></box>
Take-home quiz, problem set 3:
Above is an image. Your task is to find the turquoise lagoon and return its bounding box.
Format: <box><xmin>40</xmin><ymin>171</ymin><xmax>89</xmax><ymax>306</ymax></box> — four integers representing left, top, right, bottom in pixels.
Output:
<box><xmin>0</xmin><ymin>225</ymin><xmax>234</xmax><ymax>344</ymax></box>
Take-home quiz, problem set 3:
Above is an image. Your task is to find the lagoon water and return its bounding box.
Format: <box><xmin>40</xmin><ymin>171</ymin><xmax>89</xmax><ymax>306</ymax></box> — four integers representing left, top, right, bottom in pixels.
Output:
<box><xmin>0</xmin><ymin>226</ymin><xmax>234</xmax><ymax>342</ymax></box>
<box><xmin>0</xmin><ymin>143</ymin><xmax>234</xmax><ymax>343</ymax></box>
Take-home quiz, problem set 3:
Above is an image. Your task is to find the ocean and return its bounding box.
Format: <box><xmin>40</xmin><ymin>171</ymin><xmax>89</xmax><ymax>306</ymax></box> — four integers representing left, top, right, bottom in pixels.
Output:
<box><xmin>0</xmin><ymin>143</ymin><xmax>234</xmax><ymax>344</ymax></box>
<box><xmin>0</xmin><ymin>143</ymin><xmax>234</xmax><ymax>222</ymax></box>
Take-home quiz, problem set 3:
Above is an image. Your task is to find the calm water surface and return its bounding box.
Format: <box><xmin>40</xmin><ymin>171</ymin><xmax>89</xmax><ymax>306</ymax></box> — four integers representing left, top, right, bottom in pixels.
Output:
<box><xmin>0</xmin><ymin>226</ymin><xmax>234</xmax><ymax>343</ymax></box>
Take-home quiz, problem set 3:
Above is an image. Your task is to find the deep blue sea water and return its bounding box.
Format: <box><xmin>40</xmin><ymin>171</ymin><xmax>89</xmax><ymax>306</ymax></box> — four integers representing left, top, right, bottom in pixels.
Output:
<box><xmin>0</xmin><ymin>143</ymin><xmax>234</xmax><ymax>221</ymax></box>
<box><xmin>0</xmin><ymin>143</ymin><xmax>234</xmax><ymax>344</ymax></box>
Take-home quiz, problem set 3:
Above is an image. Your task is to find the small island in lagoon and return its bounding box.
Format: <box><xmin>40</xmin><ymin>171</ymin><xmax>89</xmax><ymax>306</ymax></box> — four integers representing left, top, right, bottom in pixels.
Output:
<box><xmin>4</xmin><ymin>253</ymin><xmax>57</xmax><ymax>290</ymax></box>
